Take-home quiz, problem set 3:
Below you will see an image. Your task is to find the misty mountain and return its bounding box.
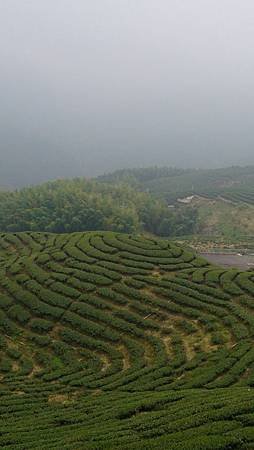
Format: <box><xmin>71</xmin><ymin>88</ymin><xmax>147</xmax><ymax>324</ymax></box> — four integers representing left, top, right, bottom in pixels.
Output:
<box><xmin>1</xmin><ymin>1</ymin><xmax>254</xmax><ymax>186</ymax></box>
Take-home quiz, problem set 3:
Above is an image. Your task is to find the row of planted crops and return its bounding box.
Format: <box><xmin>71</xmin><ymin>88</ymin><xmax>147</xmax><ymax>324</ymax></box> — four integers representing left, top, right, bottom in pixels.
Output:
<box><xmin>0</xmin><ymin>231</ymin><xmax>254</xmax><ymax>448</ymax></box>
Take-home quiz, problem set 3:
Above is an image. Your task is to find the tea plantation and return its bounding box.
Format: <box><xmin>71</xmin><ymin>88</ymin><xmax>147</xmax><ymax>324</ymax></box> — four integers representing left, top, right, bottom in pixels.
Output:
<box><xmin>0</xmin><ymin>231</ymin><xmax>254</xmax><ymax>449</ymax></box>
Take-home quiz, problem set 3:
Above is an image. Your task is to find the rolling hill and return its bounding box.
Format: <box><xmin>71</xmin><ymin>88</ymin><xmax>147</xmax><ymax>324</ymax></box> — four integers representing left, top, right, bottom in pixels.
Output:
<box><xmin>99</xmin><ymin>166</ymin><xmax>254</xmax><ymax>240</ymax></box>
<box><xmin>98</xmin><ymin>166</ymin><xmax>254</xmax><ymax>205</ymax></box>
<box><xmin>0</xmin><ymin>231</ymin><xmax>254</xmax><ymax>449</ymax></box>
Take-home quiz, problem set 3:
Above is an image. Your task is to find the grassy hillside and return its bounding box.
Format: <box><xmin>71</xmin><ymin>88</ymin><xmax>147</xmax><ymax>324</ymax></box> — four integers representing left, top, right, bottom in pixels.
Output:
<box><xmin>99</xmin><ymin>166</ymin><xmax>254</xmax><ymax>240</ymax></box>
<box><xmin>0</xmin><ymin>231</ymin><xmax>254</xmax><ymax>448</ymax></box>
<box><xmin>99</xmin><ymin>166</ymin><xmax>254</xmax><ymax>204</ymax></box>
<box><xmin>193</xmin><ymin>197</ymin><xmax>254</xmax><ymax>239</ymax></box>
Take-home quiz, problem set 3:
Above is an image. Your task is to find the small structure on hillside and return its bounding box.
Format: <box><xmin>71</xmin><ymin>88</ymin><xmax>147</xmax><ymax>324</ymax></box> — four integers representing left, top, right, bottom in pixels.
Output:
<box><xmin>177</xmin><ymin>195</ymin><xmax>195</xmax><ymax>204</ymax></box>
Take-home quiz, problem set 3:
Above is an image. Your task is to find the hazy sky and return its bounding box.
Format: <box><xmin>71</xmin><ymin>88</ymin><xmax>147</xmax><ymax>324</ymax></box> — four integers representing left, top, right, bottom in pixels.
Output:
<box><xmin>1</xmin><ymin>1</ymin><xmax>254</xmax><ymax>186</ymax></box>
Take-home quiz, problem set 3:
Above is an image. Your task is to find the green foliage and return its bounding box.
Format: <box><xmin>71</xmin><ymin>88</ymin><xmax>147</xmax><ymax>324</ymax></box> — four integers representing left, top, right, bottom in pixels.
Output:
<box><xmin>0</xmin><ymin>178</ymin><xmax>198</xmax><ymax>236</ymax></box>
<box><xmin>99</xmin><ymin>165</ymin><xmax>254</xmax><ymax>205</ymax></box>
<box><xmin>7</xmin><ymin>304</ymin><xmax>31</xmax><ymax>324</ymax></box>
<box><xmin>0</xmin><ymin>230</ymin><xmax>253</xmax><ymax>449</ymax></box>
<box><xmin>29</xmin><ymin>318</ymin><xmax>54</xmax><ymax>333</ymax></box>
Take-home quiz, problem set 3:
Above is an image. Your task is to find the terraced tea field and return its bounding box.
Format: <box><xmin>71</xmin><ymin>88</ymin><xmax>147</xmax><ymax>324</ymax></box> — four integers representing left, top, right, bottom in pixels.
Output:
<box><xmin>0</xmin><ymin>231</ymin><xmax>254</xmax><ymax>449</ymax></box>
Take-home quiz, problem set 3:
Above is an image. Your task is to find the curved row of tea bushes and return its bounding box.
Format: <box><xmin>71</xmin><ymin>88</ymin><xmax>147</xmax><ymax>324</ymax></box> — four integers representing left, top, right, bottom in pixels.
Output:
<box><xmin>0</xmin><ymin>231</ymin><xmax>254</xmax><ymax>448</ymax></box>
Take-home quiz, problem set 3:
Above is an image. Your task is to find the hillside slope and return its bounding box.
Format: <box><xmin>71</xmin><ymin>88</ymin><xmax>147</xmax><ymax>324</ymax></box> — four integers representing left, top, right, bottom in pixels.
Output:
<box><xmin>99</xmin><ymin>166</ymin><xmax>254</xmax><ymax>204</ymax></box>
<box><xmin>0</xmin><ymin>231</ymin><xmax>254</xmax><ymax>448</ymax></box>
<box><xmin>193</xmin><ymin>197</ymin><xmax>254</xmax><ymax>239</ymax></box>
<box><xmin>99</xmin><ymin>166</ymin><xmax>254</xmax><ymax>240</ymax></box>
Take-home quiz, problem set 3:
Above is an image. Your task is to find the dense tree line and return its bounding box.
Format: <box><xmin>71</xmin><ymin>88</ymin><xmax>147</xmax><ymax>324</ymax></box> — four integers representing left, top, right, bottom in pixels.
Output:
<box><xmin>0</xmin><ymin>178</ymin><xmax>197</xmax><ymax>236</ymax></box>
<box><xmin>98</xmin><ymin>167</ymin><xmax>186</xmax><ymax>185</ymax></box>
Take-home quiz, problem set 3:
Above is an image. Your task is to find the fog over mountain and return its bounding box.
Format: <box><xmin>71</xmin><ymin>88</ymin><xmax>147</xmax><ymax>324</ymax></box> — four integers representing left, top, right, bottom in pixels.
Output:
<box><xmin>1</xmin><ymin>1</ymin><xmax>254</xmax><ymax>186</ymax></box>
